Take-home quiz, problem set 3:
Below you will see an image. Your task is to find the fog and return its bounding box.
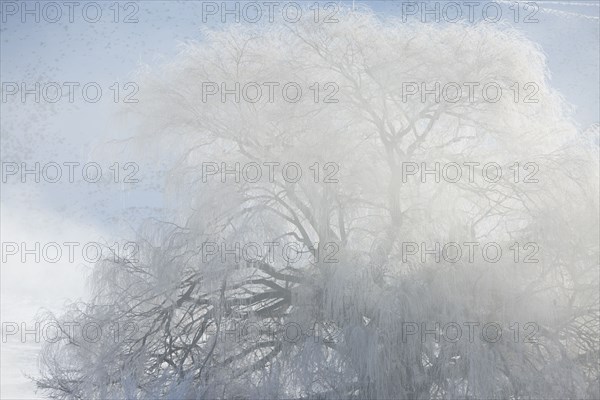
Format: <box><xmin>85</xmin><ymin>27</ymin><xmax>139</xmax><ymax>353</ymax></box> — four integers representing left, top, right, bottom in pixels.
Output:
<box><xmin>1</xmin><ymin>1</ymin><xmax>599</xmax><ymax>399</ymax></box>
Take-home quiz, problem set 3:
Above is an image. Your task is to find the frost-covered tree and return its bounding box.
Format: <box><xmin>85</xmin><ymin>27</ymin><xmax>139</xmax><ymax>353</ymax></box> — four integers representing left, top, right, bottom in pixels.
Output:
<box><xmin>37</xmin><ymin>10</ymin><xmax>599</xmax><ymax>400</ymax></box>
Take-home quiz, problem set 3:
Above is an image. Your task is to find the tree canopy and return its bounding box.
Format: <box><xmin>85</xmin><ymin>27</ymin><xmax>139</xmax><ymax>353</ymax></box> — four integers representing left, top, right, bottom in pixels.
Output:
<box><xmin>37</xmin><ymin>10</ymin><xmax>599</xmax><ymax>400</ymax></box>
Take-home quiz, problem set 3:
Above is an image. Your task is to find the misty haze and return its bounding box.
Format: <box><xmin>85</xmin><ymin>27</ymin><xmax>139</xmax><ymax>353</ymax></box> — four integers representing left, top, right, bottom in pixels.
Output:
<box><xmin>1</xmin><ymin>1</ymin><xmax>599</xmax><ymax>399</ymax></box>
